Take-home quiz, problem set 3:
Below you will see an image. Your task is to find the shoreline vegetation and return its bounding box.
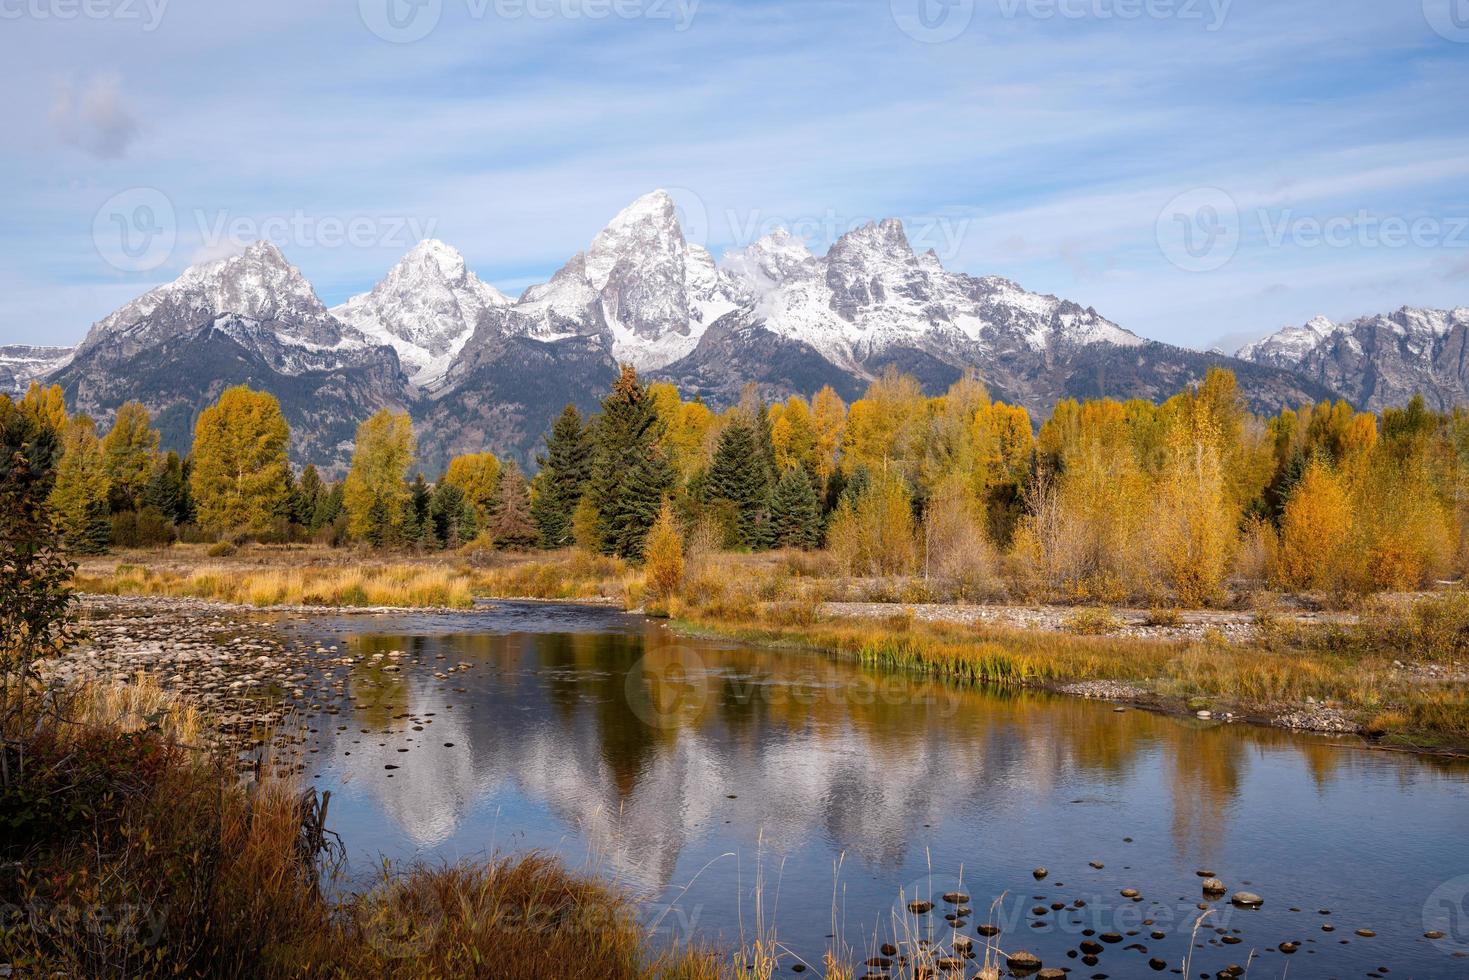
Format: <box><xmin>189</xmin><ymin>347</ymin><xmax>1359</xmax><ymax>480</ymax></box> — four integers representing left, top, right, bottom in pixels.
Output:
<box><xmin>9</xmin><ymin>365</ymin><xmax>1469</xmax><ymax>974</ymax></box>
<box><xmin>74</xmin><ymin>543</ymin><xmax>1469</xmax><ymax>756</ymax></box>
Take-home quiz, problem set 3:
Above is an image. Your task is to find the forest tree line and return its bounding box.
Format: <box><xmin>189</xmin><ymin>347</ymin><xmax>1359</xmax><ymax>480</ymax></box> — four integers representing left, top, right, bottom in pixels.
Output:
<box><xmin>8</xmin><ymin>361</ymin><xmax>1469</xmax><ymax>603</ymax></box>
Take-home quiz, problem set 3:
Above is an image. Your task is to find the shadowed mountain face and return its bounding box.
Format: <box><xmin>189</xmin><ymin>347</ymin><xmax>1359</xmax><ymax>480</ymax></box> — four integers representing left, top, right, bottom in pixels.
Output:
<box><xmin>23</xmin><ymin>193</ymin><xmax>1423</xmax><ymax>471</ymax></box>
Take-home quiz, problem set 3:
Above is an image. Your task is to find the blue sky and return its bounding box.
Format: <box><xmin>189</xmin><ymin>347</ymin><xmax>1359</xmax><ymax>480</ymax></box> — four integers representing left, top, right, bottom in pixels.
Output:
<box><xmin>2</xmin><ymin>0</ymin><xmax>1467</xmax><ymax>351</ymax></box>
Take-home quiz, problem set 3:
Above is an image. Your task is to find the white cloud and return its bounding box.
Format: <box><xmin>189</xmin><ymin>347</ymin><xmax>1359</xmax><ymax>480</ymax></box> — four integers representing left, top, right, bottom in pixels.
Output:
<box><xmin>49</xmin><ymin>74</ymin><xmax>140</xmax><ymax>160</ymax></box>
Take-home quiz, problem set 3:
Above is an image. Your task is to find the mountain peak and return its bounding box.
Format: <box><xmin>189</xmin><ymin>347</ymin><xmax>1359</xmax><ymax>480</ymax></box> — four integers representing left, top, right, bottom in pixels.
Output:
<box><xmin>401</xmin><ymin>238</ymin><xmax>468</xmax><ymax>281</ymax></box>
<box><xmin>609</xmin><ymin>189</ymin><xmax>677</xmax><ymax>226</ymax></box>
<box><xmin>331</xmin><ymin>239</ymin><xmax>509</xmax><ymax>386</ymax></box>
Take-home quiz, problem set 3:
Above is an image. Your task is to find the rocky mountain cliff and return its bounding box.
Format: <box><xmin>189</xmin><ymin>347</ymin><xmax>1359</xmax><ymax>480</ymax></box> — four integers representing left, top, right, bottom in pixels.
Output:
<box><xmin>16</xmin><ymin>191</ymin><xmax>1386</xmax><ymax>472</ymax></box>
<box><xmin>1237</xmin><ymin>306</ymin><xmax>1469</xmax><ymax>412</ymax></box>
<box><xmin>47</xmin><ymin>242</ymin><xmax>412</xmax><ymax>472</ymax></box>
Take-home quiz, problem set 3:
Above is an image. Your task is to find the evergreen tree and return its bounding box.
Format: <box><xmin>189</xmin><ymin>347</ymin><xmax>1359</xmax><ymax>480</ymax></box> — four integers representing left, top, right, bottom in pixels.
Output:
<box><xmin>532</xmin><ymin>404</ymin><xmax>593</xmax><ymax>549</ymax></box>
<box><xmin>488</xmin><ymin>462</ymin><xmax>538</xmax><ymax>550</ymax></box>
<box><xmin>588</xmin><ymin>366</ymin><xmax>675</xmax><ymax>560</ymax></box>
<box><xmin>768</xmin><ymin>467</ymin><xmax>822</xmax><ymax>549</ymax></box>
<box><xmin>407</xmin><ymin>472</ymin><xmax>434</xmax><ymax>546</ymax></box>
<box><xmin>143</xmin><ymin>451</ymin><xmax>188</xmax><ymax>526</ymax></box>
<box><xmin>429</xmin><ymin>481</ymin><xmax>477</xmax><ymax>548</ymax></box>
<box><xmin>316</xmin><ymin>483</ymin><xmax>345</xmax><ymax>532</ymax></box>
<box><xmin>706</xmin><ymin>416</ymin><xmax>772</xmax><ymax>549</ymax></box>
<box><xmin>294</xmin><ymin>464</ymin><xmax>326</xmax><ymax>529</ymax></box>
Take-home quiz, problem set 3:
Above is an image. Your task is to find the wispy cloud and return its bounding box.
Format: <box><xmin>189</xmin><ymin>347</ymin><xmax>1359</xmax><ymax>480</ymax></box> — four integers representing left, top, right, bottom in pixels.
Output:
<box><xmin>0</xmin><ymin>0</ymin><xmax>1465</xmax><ymax>348</ymax></box>
<box><xmin>48</xmin><ymin>74</ymin><xmax>140</xmax><ymax>159</ymax></box>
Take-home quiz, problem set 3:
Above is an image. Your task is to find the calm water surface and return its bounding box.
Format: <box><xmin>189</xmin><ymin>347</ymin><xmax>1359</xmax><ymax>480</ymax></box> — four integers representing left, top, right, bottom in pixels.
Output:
<box><xmin>270</xmin><ymin>602</ymin><xmax>1469</xmax><ymax>978</ymax></box>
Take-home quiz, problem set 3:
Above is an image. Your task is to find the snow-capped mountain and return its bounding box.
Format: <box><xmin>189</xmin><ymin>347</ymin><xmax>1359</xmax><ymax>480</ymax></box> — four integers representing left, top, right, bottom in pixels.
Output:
<box><xmin>0</xmin><ymin>345</ymin><xmax>74</xmax><ymax>395</ymax></box>
<box><xmin>51</xmin><ymin>241</ymin><xmax>411</xmax><ymax>472</ymax></box>
<box><xmin>80</xmin><ymin>241</ymin><xmax>362</xmax><ymax>360</ymax></box>
<box><xmin>331</xmin><ymin>239</ymin><xmax>510</xmax><ymax>387</ymax></box>
<box><xmin>453</xmin><ymin>190</ymin><xmax>743</xmax><ymax>373</ymax></box>
<box><xmin>708</xmin><ymin>215</ymin><xmax>1145</xmax><ymax>375</ymax></box>
<box><xmin>1237</xmin><ymin>306</ymin><xmax>1469</xmax><ymax>411</ymax></box>
<box><xmin>44</xmin><ymin>191</ymin><xmax>1342</xmax><ymax>473</ymax></box>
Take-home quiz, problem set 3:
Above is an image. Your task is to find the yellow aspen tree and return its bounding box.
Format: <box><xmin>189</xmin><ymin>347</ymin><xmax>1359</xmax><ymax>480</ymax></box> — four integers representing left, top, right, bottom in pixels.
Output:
<box><xmin>809</xmin><ymin>385</ymin><xmax>847</xmax><ymax>487</ymax></box>
<box><xmin>643</xmin><ymin>502</ymin><xmax>685</xmax><ymax>603</ymax></box>
<box><xmin>343</xmin><ymin>409</ymin><xmax>416</xmax><ymax>545</ymax></box>
<box><xmin>190</xmin><ymin>386</ymin><xmax>291</xmax><ymax>539</ymax></box>
<box><xmin>841</xmin><ymin>368</ymin><xmax>928</xmax><ymax>479</ymax></box>
<box><xmin>49</xmin><ymin>415</ymin><xmax>112</xmax><ymax>553</ymax></box>
<box><xmin>1150</xmin><ymin>414</ymin><xmax>1234</xmax><ymax>606</ymax></box>
<box><xmin>20</xmin><ymin>382</ymin><xmax>67</xmax><ymax>434</ymax></box>
<box><xmin>771</xmin><ymin>395</ymin><xmax>818</xmax><ymax>474</ymax></box>
<box><xmin>1273</xmin><ymin>458</ymin><xmax>1352</xmax><ymax>592</ymax></box>
<box><xmin>442</xmin><ymin>452</ymin><xmax>502</xmax><ymax>524</ymax></box>
<box><xmin>102</xmin><ymin>401</ymin><xmax>160</xmax><ymax>509</ymax></box>
<box><xmin>666</xmin><ymin>400</ymin><xmax>715</xmax><ymax>481</ymax></box>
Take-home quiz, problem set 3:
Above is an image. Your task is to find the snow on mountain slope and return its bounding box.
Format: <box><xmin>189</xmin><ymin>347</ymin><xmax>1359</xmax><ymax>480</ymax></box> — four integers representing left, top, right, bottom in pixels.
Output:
<box><xmin>1237</xmin><ymin>314</ymin><xmax>1343</xmax><ymax>365</ymax></box>
<box><xmin>713</xmin><ymin>217</ymin><xmax>1145</xmax><ymax>370</ymax></box>
<box><xmin>332</xmin><ymin>239</ymin><xmax>510</xmax><ymax>386</ymax></box>
<box><xmin>0</xmin><ymin>345</ymin><xmax>74</xmax><ymax>394</ymax></box>
<box><xmin>1236</xmin><ymin>306</ymin><xmax>1469</xmax><ymax>411</ymax></box>
<box><xmin>474</xmin><ymin>190</ymin><xmax>744</xmax><ymax>369</ymax></box>
<box><xmin>80</xmin><ymin>240</ymin><xmax>366</xmax><ymax>361</ymax></box>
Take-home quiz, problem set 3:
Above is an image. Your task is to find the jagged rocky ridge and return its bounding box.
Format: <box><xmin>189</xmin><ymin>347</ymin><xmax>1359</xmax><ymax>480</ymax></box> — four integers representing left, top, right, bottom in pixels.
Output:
<box><xmin>1237</xmin><ymin>307</ymin><xmax>1469</xmax><ymax>412</ymax></box>
<box><xmin>21</xmin><ymin>191</ymin><xmax>1362</xmax><ymax>472</ymax></box>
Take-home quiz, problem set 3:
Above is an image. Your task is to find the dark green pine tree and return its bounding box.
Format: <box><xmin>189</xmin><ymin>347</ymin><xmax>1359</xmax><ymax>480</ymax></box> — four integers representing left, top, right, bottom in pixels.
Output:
<box><xmin>429</xmin><ymin>481</ymin><xmax>477</xmax><ymax>548</ymax></box>
<box><xmin>143</xmin><ymin>451</ymin><xmax>188</xmax><ymax>526</ymax></box>
<box><xmin>532</xmin><ymin>404</ymin><xmax>593</xmax><ymax>549</ymax></box>
<box><xmin>588</xmin><ymin>366</ymin><xmax>675</xmax><ymax>560</ymax></box>
<box><xmin>293</xmin><ymin>464</ymin><xmax>326</xmax><ymax>529</ymax></box>
<box><xmin>768</xmin><ymin>466</ymin><xmax>822</xmax><ymax>549</ymax></box>
<box><xmin>80</xmin><ymin>498</ymin><xmax>113</xmax><ymax>555</ymax></box>
<box><xmin>315</xmin><ymin>483</ymin><xmax>345</xmax><ymax>531</ymax></box>
<box><xmin>407</xmin><ymin>472</ymin><xmax>434</xmax><ymax>546</ymax></box>
<box><xmin>706</xmin><ymin>416</ymin><xmax>773</xmax><ymax>549</ymax></box>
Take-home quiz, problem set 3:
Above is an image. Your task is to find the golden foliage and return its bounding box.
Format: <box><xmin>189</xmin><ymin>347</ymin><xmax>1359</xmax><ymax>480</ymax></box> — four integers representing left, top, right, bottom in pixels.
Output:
<box><xmin>1273</xmin><ymin>458</ymin><xmax>1352</xmax><ymax>591</ymax></box>
<box><xmin>343</xmin><ymin>409</ymin><xmax>416</xmax><ymax>542</ymax></box>
<box><xmin>643</xmin><ymin>503</ymin><xmax>686</xmax><ymax>603</ymax></box>
<box><xmin>191</xmin><ymin>386</ymin><xmax>291</xmax><ymax>538</ymax></box>
<box><xmin>441</xmin><ymin>450</ymin><xmax>501</xmax><ymax>523</ymax></box>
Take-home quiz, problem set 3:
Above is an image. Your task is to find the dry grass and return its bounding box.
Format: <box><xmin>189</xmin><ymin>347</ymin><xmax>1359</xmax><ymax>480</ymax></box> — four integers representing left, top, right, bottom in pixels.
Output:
<box><xmin>0</xmin><ymin>677</ymin><xmax>767</xmax><ymax>979</ymax></box>
<box><xmin>675</xmin><ymin>590</ymin><xmax>1469</xmax><ymax>747</ymax></box>
<box><xmin>471</xmin><ymin>548</ymin><xmax>637</xmax><ymax>604</ymax></box>
<box><xmin>71</xmin><ymin>547</ymin><xmax>1469</xmax><ymax>746</ymax></box>
<box><xmin>78</xmin><ymin>562</ymin><xmax>475</xmax><ymax>609</ymax></box>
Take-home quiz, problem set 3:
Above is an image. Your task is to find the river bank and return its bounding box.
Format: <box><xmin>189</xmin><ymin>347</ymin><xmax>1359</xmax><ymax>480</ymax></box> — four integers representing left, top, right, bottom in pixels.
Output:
<box><xmin>50</xmin><ymin>584</ymin><xmax>1469</xmax><ymax>759</ymax></box>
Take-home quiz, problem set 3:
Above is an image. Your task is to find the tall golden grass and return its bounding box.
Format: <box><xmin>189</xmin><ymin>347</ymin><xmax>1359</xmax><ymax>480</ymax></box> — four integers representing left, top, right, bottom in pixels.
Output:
<box><xmin>0</xmin><ymin>678</ymin><xmax>751</xmax><ymax>979</ymax></box>
<box><xmin>79</xmin><ymin>562</ymin><xmax>475</xmax><ymax>608</ymax></box>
